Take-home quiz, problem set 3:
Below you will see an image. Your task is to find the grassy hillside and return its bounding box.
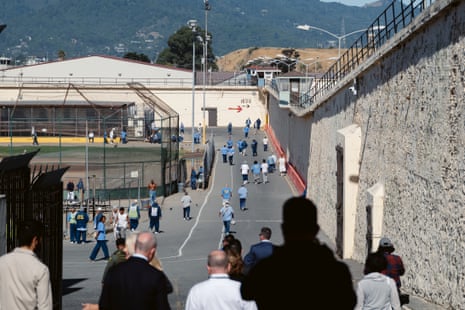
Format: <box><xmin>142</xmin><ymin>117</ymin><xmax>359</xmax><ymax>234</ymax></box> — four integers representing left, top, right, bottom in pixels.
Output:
<box><xmin>216</xmin><ymin>47</ymin><xmax>340</xmax><ymax>73</ymax></box>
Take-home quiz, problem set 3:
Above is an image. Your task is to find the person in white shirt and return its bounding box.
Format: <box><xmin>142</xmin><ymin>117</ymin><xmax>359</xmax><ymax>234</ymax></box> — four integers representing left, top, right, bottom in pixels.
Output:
<box><xmin>355</xmin><ymin>252</ymin><xmax>401</xmax><ymax>310</ymax></box>
<box><xmin>185</xmin><ymin>250</ymin><xmax>257</xmax><ymax>310</ymax></box>
<box><xmin>116</xmin><ymin>207</ymin><xmax>129</xmax><ymax>239</ymax></box>
<box><xmin>262</xmin><ymin>136</ymin><xmax>268</xmax><ymax>152</ymax></box>
<box><xmin>0</xmin><ymin>220</ymin><xmax>53</xmax><ymax>310</ymax></box>
<box><xmin>278</xmin><ymin>156</ymin><xmax>287</xmax><ymax>176</ymax></box>
<box><xmin>181</xmin><ymin>190</ymin><xmax>193</xmax><ymax>220</ymax></box>
<box><xmin>240</xmin><ymin>161</ymin><xmax>250</xmax><ymax>184</ymax></box>
<box><xmin>260</xmin><ymin>159</ymin><xmax>269</xmax><ymax>184</ymax></box>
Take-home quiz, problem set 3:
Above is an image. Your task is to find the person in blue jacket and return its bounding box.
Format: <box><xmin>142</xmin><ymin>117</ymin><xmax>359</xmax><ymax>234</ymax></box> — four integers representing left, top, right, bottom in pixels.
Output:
<box><xmin>148</xmin><ymin>201</ymin><xmax>162</xmax><ymax>234</ymax></box>
<box><xmin>75</xmin><ymin>207</ymin><xmax>89</xmax><ymax>244</ymax></box>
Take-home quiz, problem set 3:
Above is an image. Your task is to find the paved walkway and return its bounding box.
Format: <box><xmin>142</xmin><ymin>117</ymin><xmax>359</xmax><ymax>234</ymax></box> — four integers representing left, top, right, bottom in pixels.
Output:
<box><xmin>62</xmin><ymin>127</ymin><xmax>445</xmax><ymax>310</ymax></box>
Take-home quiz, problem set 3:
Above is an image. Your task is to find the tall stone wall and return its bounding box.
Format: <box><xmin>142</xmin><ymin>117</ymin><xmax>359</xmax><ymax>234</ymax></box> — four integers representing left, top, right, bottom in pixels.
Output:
<box><xmin>302</xmin><ymin>0</ymin><xmax>465</xmax><ymax>307</ymax></box>
<box><xmin>267</xmin><ymin>99</ymin><xmax>311</xmax><ymax>186</ymax></box>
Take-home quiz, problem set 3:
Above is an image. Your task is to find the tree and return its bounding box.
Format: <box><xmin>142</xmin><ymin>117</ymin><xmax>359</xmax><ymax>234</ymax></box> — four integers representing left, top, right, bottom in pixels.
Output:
<box><xmin>156</xmin><ymin>26</ymin><xmax>217</xmax><ymax>71</ymax></box>
<box><xmin>58</xmin><ymin>50</ymin><xmax>66</xmax><ymax>61</ymax></box>
<box><xmin>123</xmin><ymin>52</ymin><xmax>151</xmax><ymax>63</ymax></box>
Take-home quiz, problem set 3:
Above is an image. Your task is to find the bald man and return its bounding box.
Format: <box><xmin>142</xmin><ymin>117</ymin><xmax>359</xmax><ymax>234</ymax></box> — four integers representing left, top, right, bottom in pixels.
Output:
<box><xmin>185</xmin><ymin>250</ymin><xmax>256</xmax><ymax>310</ymax></box>
<box><xmin>99</xmin><ymin>232</ymin><xmax>172</xmax><ymax>310</ymax></box>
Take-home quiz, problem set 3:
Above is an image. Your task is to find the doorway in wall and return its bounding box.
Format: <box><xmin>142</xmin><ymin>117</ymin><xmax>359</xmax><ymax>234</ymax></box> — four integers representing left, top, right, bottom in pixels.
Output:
<box><xmin>335</xmin><ymin>145</ymin><xmax>344</xmax><ymax>258</ymax></box>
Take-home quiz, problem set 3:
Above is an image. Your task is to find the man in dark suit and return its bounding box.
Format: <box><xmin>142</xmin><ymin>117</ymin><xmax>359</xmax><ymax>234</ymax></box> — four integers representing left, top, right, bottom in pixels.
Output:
<box><xmin>99</xmin><ymin>232</ymin><xmax>172</xmax><ymax>310</ymax></box>
<box><xmin>243</xmin><ymin>227</ymin><xmax>274</xmax><ymax>274</ymax></box>
<box><xmin>241</xmin><ymin>197</ymin><xmax>356</xmax><ymax>309</ymax></box>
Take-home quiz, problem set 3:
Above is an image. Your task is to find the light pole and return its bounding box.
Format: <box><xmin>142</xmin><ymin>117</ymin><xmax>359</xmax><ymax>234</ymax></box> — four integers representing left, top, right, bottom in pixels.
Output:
<box><xmin>188</xmin><ymin>19</ymin><xmax>198</xmax><ymax>154</ymax></box>
<box><xmin>202</xmin><ymin>0</ymin><xmax>211</xmax><ymax>145</ymax></box>
<box><xmin>297</xmin><ymin>24</ymin><xmax>384</xmax><ymax>59</ymax></box>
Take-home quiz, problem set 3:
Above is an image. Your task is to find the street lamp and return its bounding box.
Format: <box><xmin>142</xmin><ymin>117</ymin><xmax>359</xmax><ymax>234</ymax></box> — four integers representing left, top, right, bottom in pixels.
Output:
<box><xmin>188</xmin><ymin>19</ymin><xmax>198</xmax><ymax>154</ymax></box>
<box><xmin>297</xmin><ymin>24</ymin><xmax>384</xmax><ymax>59</ymax></box>
<box><xmin>202</xmin><ymin>0</ymin><xmax>211</xmax><ymax>145</ymax></box>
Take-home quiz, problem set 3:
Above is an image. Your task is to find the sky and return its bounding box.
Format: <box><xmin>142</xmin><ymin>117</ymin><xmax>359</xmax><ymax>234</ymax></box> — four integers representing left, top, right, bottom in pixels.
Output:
<box><xmin>320</xmin><ymin>0</ymin><xmax>376</xmax><ymax>7</ymax></box>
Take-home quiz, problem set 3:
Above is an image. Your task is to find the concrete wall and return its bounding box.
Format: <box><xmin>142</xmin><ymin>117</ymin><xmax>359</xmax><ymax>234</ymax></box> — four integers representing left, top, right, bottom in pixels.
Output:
<box><xmin>268</xmin><ymin>0</ymin><xmax>465</xmax><ymax>307</ymax></box>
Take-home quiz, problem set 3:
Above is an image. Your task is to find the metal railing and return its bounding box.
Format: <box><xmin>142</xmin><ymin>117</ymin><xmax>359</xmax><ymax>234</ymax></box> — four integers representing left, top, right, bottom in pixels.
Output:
<box><xmin>296</xmin><ymin>0</ymin><xmax>435</xmax><ymax>109</ymax></box>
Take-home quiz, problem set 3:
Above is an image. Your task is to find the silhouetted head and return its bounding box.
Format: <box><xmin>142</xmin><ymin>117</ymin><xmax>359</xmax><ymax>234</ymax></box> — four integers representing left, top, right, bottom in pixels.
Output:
<box><xmin>363</xmin><ymin>252</ymin><xmax>387</xmax><ymax>275</ymax></box>
<box><xmin>281</xmin><ymin>197</ymin><xmax>319</xmax><ymax>242</ymax></box>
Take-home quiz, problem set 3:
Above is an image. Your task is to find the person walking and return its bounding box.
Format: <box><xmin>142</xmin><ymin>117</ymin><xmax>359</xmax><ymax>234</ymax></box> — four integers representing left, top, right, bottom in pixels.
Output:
<box><xmin>219</xmin><ymin>201</ymin><xmax>235</xmax><ymax>235</ymax></box>
<box><xmin>88</xmin><ymin>130</ymin><xmax>95</xmax><ymax>143</ymax></box>
<box><xmin>190</xmin><ymin>168</ymin><xmax>197</xmax><ymax>190</ymax></box>
<box><xmin>243</xmin><ymin>227</ymin><xmax>274</xmax><ymax>274</ymax></box>
<box><xmin>115</xmin><ymin>207</ymin><xmax>129</xmax><ymax>239</ymax></box>
<box><xmin>76</xmin><ymin>207</ymin><xmax>89</xmax><ymax>244</ymax></box>
<box><xmin>128</xmin><ymin>200</ymin><xmax>140</xmax><ymax>231</ymax></box>
<box><xmin>245</xmin><ymin>117</ymin><xmax>252</xmax><ymax>128</ymax></box>
<box><xmin>185</xmin><ymin>250</ymin><xmax>257</xmax><ymax>310</ymax></box>
<box><xmin>148</xmin><ymin>201</ymin><xmax>162</xmax><ymax>234</ymax></box>
<box><xmin>0</xmin><ymin>220</ymin><xmax>53</xmax><ymax>310</ymax></box>
<box><xmin>251</xmin><ymin>139</ymin><xmax>258</xmax><ymax>157</ymax></box>
<box><xmin>89</xmin><ymin>215</ymin><xmax>110</xmax><ymax>261</ymax></box>
<box><xmin>278</xmin><ymin>156</ymin><xmax>287</xmax><ymax>176</ymax></box>
<box><xmin>241</xmin><ymin>197</ymin><xmax>356</xmax><ymax>309</ymax></box>
<box><xmin>221</xmin><ymin>145</ymin><xmax>228</xmax><ymax>163</ymax></box>
<box><xmin>221</xmin><ymin>184</ymin><xmax>233</xmax><ymax>204</ymax></box>
<box><xmin>377</xmin><ymin>237</ymin><xmax>406</xmax><ymax>303</ymax></box>
<box><xmin>109</xmin><ymin>206</ymin><xmax>119</xmax><ymax>241</ymax></box>
<box><xmin>66</xmin><ymin>180</ymin><xmax>75</xmax><ymax>201</ymax></box>
<box><xmin>251</xmin><ymin>160</ymin><xmax>261</xmax><ymax>184</ymax></box>
<box><xmin>93</xmin><ymin>207</ymin><xmax>104</xmax><ymax>231</ymax></box>
<box><xmin>240</xmin><ymin>160</ymin><xmax>250</xmax><ymax>184</ymax></box>
<box><xmin>99</xmin><ymin>232</ymin><xmax>172</xmax><ymax>310</ymax></box>
<box><xmin>260</xmin><ymin>159</ymin><xmax>269</xmax><ymax>184</ymax></box>
<box><xmin>77</xmin><ymin>178</ymin><xmax>85</xmax><ymax>202</ymax></box>
<box><xmin>355</xmin><ymin>252</ymin><xmax>401</xmax><ymax>310</ymax></box>
<box><xmin>237</xmin><ymin>184</ymin><xmax>248</xmax><ymax>211</ymax></box>
<box><xmin>254</xmin><ymin>118</ymin><xmax>261</xmax><ymax>134</ymax></box>
<box><xmin>227</xmin><ymin>146</ymin><xmax>235</xmax><ymax>165</ymax></box>
<box><xmin>67</xmin><ymin>207</ymin><xmax>78</xmax><ymax>243</ymax></box>
<box><xmin>243</xmin><ymin>125</ymin><xmax>250</xmax><ymax>138</ymax></box>
<box><xmin>262</xmin><ymin>136</ymin><xmax>268</xmax><ymax>152</ymax></box>
<box><xmin>109</xmin><ymin>128</ymin><xmax>116</xmax><ymax>144</ymax></box>
<box><xmin>181</xmin><ymin>190</ymin><xmax>193</xmax><ymax>220</ymax></box>
<box><xmin>32</xmin><ymin>126</ymin><xmax>39</xmax><ymax>146</ymax></box>
<box><xmin>227</xmin><ymin>122</ymin><xmax>233</xmax><ymax>135</ymax></box>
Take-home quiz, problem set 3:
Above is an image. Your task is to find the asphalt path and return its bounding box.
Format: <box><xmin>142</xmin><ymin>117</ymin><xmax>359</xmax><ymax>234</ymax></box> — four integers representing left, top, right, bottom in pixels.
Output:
<box><xmin>62</xmin><ymin>127</ymin><xmax>296</xmax><ymax>310</ymax></box>
<box><xmin>61</xmin><ymin>126</ymin><xmax>439</xmax><ymax>310</ymax></box>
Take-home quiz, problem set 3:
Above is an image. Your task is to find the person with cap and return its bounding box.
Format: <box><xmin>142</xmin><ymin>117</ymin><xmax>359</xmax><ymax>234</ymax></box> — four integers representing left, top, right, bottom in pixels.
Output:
<box><xmin>219</xmin><ymin>201</ymin><xmax>235</xmax><ymax>235</ymax></box>
<box><xmin>241</xmin><ymin>197</ymin><xmax>356</xmax><ymax>309</ymax></box>
<box><xmin>377</xmin><ymin>237</ymin><xmax>406</xmax><ymax>298</ymax></box>
<box><xmin>243</xmin><ymin>227</ymin><xmax>273</xmax><ymax>274</ymax></box>
<box><xmin>185</xmin><ymin>250</ymin><xmax>257</xmax><ymax>310</ymax></box>
<box><xmin>355</xmin><ymin>252</ymin><xmax>401</xmax><ymax>310</ymax></box>
<box><xmin>128</xmin><ymin>200</ymin><xmax>140</xmax><ymax>231</ymax></box>
<box><xmin>93</xmin><ymin>207</ymin><xmax>104</xmax><ymax>230</ymax></box>
<box><xmin>89</xmin><ymin>215</ymin><xmax>110</xmax><ymax>262</ymax></box>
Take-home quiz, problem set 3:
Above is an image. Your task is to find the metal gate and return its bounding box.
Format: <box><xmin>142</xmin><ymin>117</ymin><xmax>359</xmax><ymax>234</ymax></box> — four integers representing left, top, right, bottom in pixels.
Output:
<box><xmin>0</xmin><ymin>150</ymin><xmax>68</xmax><ymax>310</ymax></box>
